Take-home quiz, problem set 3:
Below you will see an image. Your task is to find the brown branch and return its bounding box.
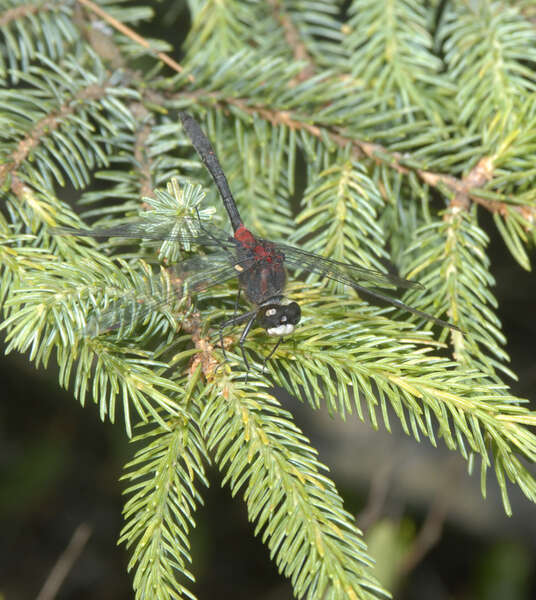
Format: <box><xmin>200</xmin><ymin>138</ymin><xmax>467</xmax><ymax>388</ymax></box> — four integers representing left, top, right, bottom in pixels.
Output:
<box><xmin>182</xmin><ymin>311</ymin><xmax>222</xmax><ymax>379</ymax></box>
<box><xmin>72</xmin><ymin>0</ymin><xmax>527</xmax><ymax>221</ymax></box>
<box><xmin>163</xmin><ymin>269</ymin><xmax>221</xmax><ymax>379</ymax></box>
<box><xmin>225</xmin><ymin>100</ymin><xmax>536</xmax><ymax>221</ymax></box>
<box><xmin>399</xmin><ymin>458</ymin><xmax>461</xmax><ymax>575</ymax></box>
<box><xmin>36</xmin><ymin>522</ymin><xmax>92</xmax><ymax>600</ymax></box>
<box><xmin>267</xmin><ymin>0</ymin><xmax>315</xmax><ymax>83</ymax></box>
<box><xmin>335</xmin><ymin>134</ymin><xmax>511</xmax><ymax>216</ymax></box>
<box><xmin>6</xmin><ymin>1</ymin><xmax>531</xmax><ymax>224</ymax></box>
<box><xmin>3</xmin><ymin>92</ymin><xmax>157</xmax><ymax>205</ymax></box>
<box><xmin>0</xmin><ymin>2</ymin><xmax>170</xmax><ymax>197</ymax></box>
<box><xmin>76</xmin><ymin>0</ymin><xmax>193</xmax><ymax>81</ymax></box>
<box><xmin>420</xmin><ymin>156</ymin><xmax>495</xmax><ymax>210</ymax></box>
<box><xmin>0</xmin><ymin>2</ymin><xmax>43</xmax><ymax>27</ymax></box>
<box><xmin>0</xmin><ymin>83</ymin><xmax>110</xmax><ymax>185</ymax></box>
<box><xmin>334</xmin><ymin>135</ymin><xmax>535</xmax><ymax>222</ymax></box>
<box><xmin>357</xmin><ymin>459</ymin><xmax>396</xmax><ymax>532</ymax></box>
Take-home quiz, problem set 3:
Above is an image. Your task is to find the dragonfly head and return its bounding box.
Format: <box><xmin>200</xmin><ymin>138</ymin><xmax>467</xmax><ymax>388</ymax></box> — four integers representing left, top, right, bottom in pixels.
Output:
<box><xmin>258</xmin><ymin>300</ymin><xmax>301</xmax><ymax>337</ymax></box>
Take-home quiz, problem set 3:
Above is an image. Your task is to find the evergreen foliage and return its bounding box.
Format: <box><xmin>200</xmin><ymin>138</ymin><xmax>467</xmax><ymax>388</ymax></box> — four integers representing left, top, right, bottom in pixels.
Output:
<box><xmin>1</xmin><ymin>1</ymin><xmax>536</xmax><ymax>598</ymax></box>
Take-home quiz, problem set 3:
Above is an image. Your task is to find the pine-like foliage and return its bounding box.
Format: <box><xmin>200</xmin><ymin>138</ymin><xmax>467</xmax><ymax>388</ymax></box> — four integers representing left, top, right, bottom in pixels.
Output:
<box><xmin>1</xmin><ymin>1</ymin><xmax>536</xmax><ymax>598</ymax></box>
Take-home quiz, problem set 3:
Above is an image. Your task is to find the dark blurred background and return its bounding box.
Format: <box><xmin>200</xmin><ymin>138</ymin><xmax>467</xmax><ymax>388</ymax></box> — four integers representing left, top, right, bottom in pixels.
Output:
<box><xmin>1</xmin><ymin>213</ymin><xmax>535</xmax><ymax>600</ymax></box>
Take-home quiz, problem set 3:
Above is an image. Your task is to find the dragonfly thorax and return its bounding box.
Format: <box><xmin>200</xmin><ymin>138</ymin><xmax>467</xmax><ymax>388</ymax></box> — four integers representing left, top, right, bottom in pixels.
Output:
<box><xmin>257</xmin><ymin>299</ymin><xmax>301</xmax><ymax>337</ymax></box>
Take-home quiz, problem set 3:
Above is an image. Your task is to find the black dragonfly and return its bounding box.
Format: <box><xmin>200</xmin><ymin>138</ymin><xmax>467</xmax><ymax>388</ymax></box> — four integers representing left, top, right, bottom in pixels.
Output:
<box><xmin>52</xmin><ymin>112</ymin><xmax>458</xmax><ymax>369</ymax></box>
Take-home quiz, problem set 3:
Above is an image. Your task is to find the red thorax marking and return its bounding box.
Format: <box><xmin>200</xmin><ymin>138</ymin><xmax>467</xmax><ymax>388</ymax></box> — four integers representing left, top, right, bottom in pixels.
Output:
<box><xmin>235</xmin><ymin>224</ymin><xmax>277</xmax><ymax>263</ymax></box>
<box><xmin>235</xmin><ymin>224</ymin><xmax>254</xmax><ymax>246</ymax></box>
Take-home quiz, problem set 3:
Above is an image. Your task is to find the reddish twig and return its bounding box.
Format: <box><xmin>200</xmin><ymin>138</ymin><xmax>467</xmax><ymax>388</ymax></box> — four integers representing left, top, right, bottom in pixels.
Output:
<box><xmin>227</xmin><ymin>100</ymin><xmax>535</xmax><ymax>221</ymax></box>
<box><xmin>5</xmin><ymin>2</ymin><xmax>533</xmax><ymax>225</ymax></box>
<box><xmin>36</xmin><ymin>523</ymin><xmax>92</xmax><ymax>600</ymax></box>
<box><xmin>76</xmin><ymin>0</ymin><xmax>193</xmax><ymax>80</ymax></box>
<box><xmin>0</xmin><ymin>83</ymin><xmax>110</xmax><ymax>185</ymax></box>
<box><xmin>399</xmin><ymin>458</ymin><xmax>461</xmax><ymax>575</ymax></box>
<box><xmin>182</xmin><ymin>311</ymin><xmax>221</xmax><ymax>379</ymax></box>
<box><xmin>0</xmin><ymin>3</ymin><xmax>42</xmax><ymax>27</ymax></box>
<box><xmin>357</xmin><ymin>460</ymin><xmax>396</xmax><ymax>532</ymax></box>
<box><xmin>267</xmin><ymin>0</ymin><xmax>315</xmax><ymax>83</ymax></box>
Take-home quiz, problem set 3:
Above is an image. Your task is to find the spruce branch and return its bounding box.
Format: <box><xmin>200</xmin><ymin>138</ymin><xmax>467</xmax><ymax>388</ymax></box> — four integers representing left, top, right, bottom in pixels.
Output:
<box><xmin>132</xmin><ymin>102</ymin><xmax>156</xmax><ymax>198</ymax></box>
<box><xmin>120</xmin><ymin>412</ymin><xmax>209</xmax><ymax>600</ymax></box>
<box><xmin>25</xmin><ymin>0</ymin><xmax>531</xmax><ymax>231</ymax></box>
<box><xmin>0</xmin><ymin>74</ymin><xmax>114</xmax><ymax>180</ymax></box>
<box><xmin>344</xmin><ymin>0</ymin><xmax>452</xmax><ymax>120</ymax></box>
<box><xmin>77</xmin><ymin>0</ymin><xmax>190</xmax><ymax>76</ymax></box>
<box><xmin>201</xmin><ymin>375</ymin><xmax>389</xmax><ymax>600</ymax></box>
<box><xmin>0</xmin><ymin>0</ymin><xmax>78</xmax><ymax>83</ymax></box>
<box><xmin>267</xmin><ymin>0</ymin><xmax>316</xmax><ymax>81</ymax></box>
<box><xmin>0</xmin><ymin>51</ymin><xmax>137</xmax><ymax>194</ymax></box>
<box><xmin>20</xmin><ymin>0</ymin><xmax>531</xmax><ymax>235</ymax></box>
<box><xmin>2</xmin><ymin>2</ymin><xmax>536</xmax><ymax>599</ymax></box>
<box><xmin>266</xmin><ymin>300</ymin><xmax>536</xmax><ymax>513</ymax></box>
<box><xmin>0</xmin><ymin>248</ymin><xmax>188</xmax><ymax>436</ymax></box>
<box><xmin>439</xmin><ymin>0</ymin><xmax>536</xmax><ymax>130</ymax></box>
<box><xmin>403</xmin><ymin>205</ymin><xmax>512</xmax><ymax>379</ymax></box>
<box><xmin>174</xmin><ymin>94</ymin><xmax>535</xmax><ymax>227</ymax></box>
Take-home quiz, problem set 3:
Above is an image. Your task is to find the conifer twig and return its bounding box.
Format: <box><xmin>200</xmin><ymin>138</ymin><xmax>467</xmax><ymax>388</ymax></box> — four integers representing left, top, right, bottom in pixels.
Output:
<box><xmin>0</xmin><ymin>3</ymin><xmax>41</xmax><ymax>27</ymax></box>
<box><xmin>76</xmin><ymin>0</ymin><xmax>193</xmax><ymax>80</ymax></box>
<box><xmin>36</xmin><ymin>523</ymin><xmax>92</xmax><ymax>600</ymax></box>
<box><xmin>227</xmin><ymin>100</ymin><xmax>535</xmax><ymax>221</ymax></box>
<box><xmin>399</xmin><ymin>458</ymin><xmax>460</xmax><ymax>575</ymax></box>
<box><xmin>0</xmin><ymin>83</ymin><xmax>110</xmax><ymax>184</ymax></box>
<box><xmin>131</xmin><ymin>103</ymin><xmax>155</xmax><ymax>199</ymax></box>
<box><xmin>267</xmin><ymin>0</ymin><xmax>315</xmax><ymax>82</ymax></box>
<box><xmin>71</xmin><ymin>0</ymin><xmax>533</xmax><ymax>224</ymax></box>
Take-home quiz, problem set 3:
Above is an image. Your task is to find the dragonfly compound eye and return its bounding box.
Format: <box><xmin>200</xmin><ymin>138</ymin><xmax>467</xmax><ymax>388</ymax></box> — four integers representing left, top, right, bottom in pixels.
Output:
<box><xmin>285</xmin><ymin>302</ymin><xmax>301</xmax><ymax>325</ymax></box>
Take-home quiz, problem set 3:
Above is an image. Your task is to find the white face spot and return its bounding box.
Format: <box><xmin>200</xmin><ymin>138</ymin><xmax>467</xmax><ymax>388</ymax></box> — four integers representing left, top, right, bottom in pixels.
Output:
<box><xmin>267</xmin><ymin>324</ymin><xmax>294</xmax><ymax>337</ymax></box>
<box><xmin>265</xmin><ymin>308</ymin><xmax>277</xmax><ymax>317</ymax></box>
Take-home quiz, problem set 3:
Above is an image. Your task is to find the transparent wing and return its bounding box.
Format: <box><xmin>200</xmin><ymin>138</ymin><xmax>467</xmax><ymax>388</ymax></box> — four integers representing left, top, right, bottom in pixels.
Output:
<box><xmin>276</xmin><ymin>242</ymin><xmax>459</xmax><ymax>331</ymax></box>
<box><xmin>50</xmin><ymin>217</ymin><xmax>238</xmax><ymax>250</ymax></box>
<box><xmin>275</xmin><ymin>243</ymin><xmax>422</xmax><ymax>290</ymax></box>
<box><xmin>84</xmin><ymin>253</ymin><xmax>247</xmax><ymax>336</ymax></box>
<box><xmin>169</xmin><ymin>253</ymin><xmax>247</xmax><ymax>293</ymax></box>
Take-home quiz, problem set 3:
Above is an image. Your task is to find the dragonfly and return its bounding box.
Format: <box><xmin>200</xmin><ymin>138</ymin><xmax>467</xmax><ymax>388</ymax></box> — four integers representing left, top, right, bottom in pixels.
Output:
<box><xmin>52</xmin><ymin>111</ymin><xmax>459</xmax><ymax>369</ymax></box>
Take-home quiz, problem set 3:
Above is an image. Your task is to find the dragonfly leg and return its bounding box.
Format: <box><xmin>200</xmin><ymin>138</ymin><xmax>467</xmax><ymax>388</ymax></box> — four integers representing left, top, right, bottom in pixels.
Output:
<box><xmin>218</xmin><ymin>309</ymin><xmax>257</xmax><ymax>371</ymax></box>
<box><xmin>219</xmin><ymin>322</ymin><xmax>229</xmax><ymax>364</ymax></box>
<box><xmin>233</xmin><ymin>287</ymin><xmax>242</xmax><ymax>319</ymax></box>
<box><xmin>262</xmin><ymin>337</ymin><xmax>283</xmax><ymax>373</ymax></box>
<box><xmin>217</xmin><ymin>289</ymin><xmax>242</xmax><ymax>362</ymax></box>
<box><xmin>238</xmin><ymin>312</ymin><xmax>257</xmax><ymax>373</ymax></box>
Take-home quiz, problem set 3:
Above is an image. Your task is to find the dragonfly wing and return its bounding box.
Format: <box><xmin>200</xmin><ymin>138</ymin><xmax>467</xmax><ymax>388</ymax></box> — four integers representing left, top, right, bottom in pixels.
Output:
<box><xmin>275</xmin><ymin>243</ymin><xmax>422</xmax><ymax>290</ymax></box>
<box><xmin>85</xmin><ymin>253</ymin><xmax>248</xmax><ymax>336</ymax></box>
<box><xmin>275</xmin><ymin>242</ymin><xmax>459</xmax><ymax>331</ymax></box>
<box><xmin>84</xmin><ymin>268</ymin><xmax>180</xmax><ymax>337</ymax></box>
<box><xmin>51</xmin><ymin>217</ymin><xmax>238</xmax><ymax>250</ymax></box>
<box><xmin>165</xmin><ymin>253</ymin><xmax>252</xmax><ymax>292</ymax></box>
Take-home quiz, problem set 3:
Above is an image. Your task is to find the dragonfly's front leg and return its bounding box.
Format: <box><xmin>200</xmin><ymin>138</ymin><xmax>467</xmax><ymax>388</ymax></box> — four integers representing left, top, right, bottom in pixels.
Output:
<box><xmin>218</xmin><ymin>308</ymin><xmax>257</xmax><ymax>370</ymax></box>
<box><xmin>233</xmin><ymin>287</ymin><xmax>242</xmax><ymax>319</ymax></box>
<box><xmin>237</xmin><ymin>312</ymin><xmax>258</xmax><ymax>373</ymax></box>
<box><xmin>262</xmin><ymin>337</ymin><xmax>283</xmax><ymax>373</ymax></box>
